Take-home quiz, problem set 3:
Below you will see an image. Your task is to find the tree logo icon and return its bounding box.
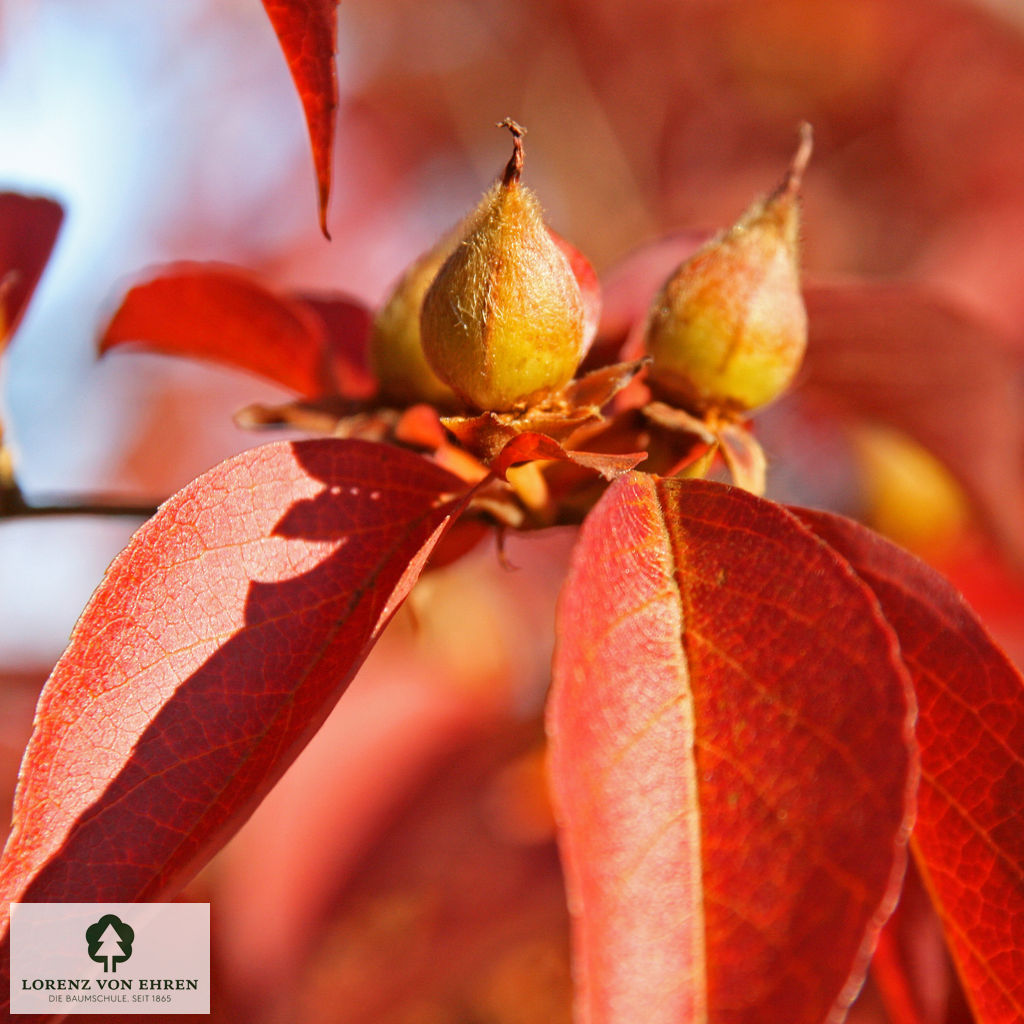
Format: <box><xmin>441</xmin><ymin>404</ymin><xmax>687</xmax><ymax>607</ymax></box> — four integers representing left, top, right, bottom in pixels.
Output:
<box><xmin>85</xmin><ymin>914</ymin><xmax>135</xmax><ymax>973</ymax></box>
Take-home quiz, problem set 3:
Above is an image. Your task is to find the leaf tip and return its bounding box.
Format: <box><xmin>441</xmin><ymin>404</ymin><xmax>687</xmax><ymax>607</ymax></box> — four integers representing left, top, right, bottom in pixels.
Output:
<box><xmin>318</xmin><ymin>183</ymin><xmax>332</xmax><ymax>241</ymax></box>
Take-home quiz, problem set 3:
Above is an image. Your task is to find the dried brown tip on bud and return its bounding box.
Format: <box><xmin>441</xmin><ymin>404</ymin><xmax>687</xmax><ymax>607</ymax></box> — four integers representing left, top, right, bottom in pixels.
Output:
<box><xmin>776</xmin><ymin>122</ymin><xmax>813</xmax><ymax>200</ymax></box>
<box><xmin>644</xmin><ymin>129</ymin><xmax>811</xmax><ymax>416</ymax></box>
<box><xmin>496</xmin><ymin>118</ymin><xmax>526</xmax><ymax>186</ymax></box>
<box><xmin>421</xmin><ymin>124</ymin><xmax>586</xmax><ymax>412</ymax></box>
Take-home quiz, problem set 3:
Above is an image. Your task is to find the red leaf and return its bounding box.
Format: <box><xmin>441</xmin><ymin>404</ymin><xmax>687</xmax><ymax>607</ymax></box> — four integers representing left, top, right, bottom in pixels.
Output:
<box><xmin>261</xmin><ymin>0</ymin><xmax>339</xmax><ymax>238</ymax></box>
<box><xmin>941</xmin><ymin>543</ymin><xmax>1024</xmax><ymax>667</ymax></box>
<box><xmin>0</xmin><ymin>192</ymin><xmax>64</xmax><ymax>350</ymax></box>
<box><xmin>98</xmin><ymin>263</ymin><xmax>346</xmax><ymax>397</ymax></box>
<box><xmin>548</xmin><ymin>475</ymin><xmax>917</xmax><ymax>1024</ymax></box>
<box><xmin>299</xmin><ymin>292</ymin><xmax>375</xmax><ymax>398</ymax></box>
<box><xmin>795</xmin><ymin>508</ymin><xmax>1024</xmax><ymax>1024</ymax></box>
<box><xmin>802</xmin><ymin>281</ymin><xmax>1024</xmax><ymax>558</ymax></box>
<box><xmin>0</xmin><ymin>440</ymin><xmax>471</xmax><ymax>1001</ymax></box>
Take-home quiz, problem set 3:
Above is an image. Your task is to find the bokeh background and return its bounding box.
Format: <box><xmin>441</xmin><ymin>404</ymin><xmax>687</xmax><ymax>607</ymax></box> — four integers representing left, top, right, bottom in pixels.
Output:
<box><xmin>2</xmin><ymin>1</ymin><xmax>1024</xmax><ymax>1019</ymax></box>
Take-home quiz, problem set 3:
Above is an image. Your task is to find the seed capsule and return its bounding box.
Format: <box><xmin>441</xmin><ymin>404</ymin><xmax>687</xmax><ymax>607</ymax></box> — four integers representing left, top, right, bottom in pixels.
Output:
<box><xmin>645</xmin><ymin>125</ymin><xmax>812</xmax><ymax>416</ymax></box>
<box><xmin>421</xmin><ymin>121</ymin><xmax>586</xmax><ymax>412</ymax></box>
<box><xmin>369</xmin><ymin>238</ymin><xmax>459</xmax><ymax>409</ymax></box>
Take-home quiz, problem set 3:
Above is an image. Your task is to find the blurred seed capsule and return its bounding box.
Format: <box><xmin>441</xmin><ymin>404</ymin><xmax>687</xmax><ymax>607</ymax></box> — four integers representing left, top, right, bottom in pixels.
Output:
<box><xmin>369</xmin><ymin>236</ymin><xmax>460</xmax><ymax>409</ymax></box>
<box><xmin>645</xmin><ymin>125</ymin><xmax>812</xmax><ymax>417</ymax></box>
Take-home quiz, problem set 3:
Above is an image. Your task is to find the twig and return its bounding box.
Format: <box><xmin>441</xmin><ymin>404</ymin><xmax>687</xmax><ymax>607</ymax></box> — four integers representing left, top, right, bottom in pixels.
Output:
<box><xmin>0</xmin><ymin>482</ymin><xmax>159</xmax><ymax>521</ymax></box>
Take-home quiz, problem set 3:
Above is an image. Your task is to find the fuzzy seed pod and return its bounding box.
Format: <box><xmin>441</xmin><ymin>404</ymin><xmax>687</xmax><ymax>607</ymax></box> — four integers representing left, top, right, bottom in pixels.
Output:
<box><xmin>420</xmin><ymin>122</ymin><xmax>586</xmax><ymax>412</ymax></box>
<box><xmin>645</xmin><ymin>126</ymin><xmax>812</xmax><ymax>416</ymax></box>
<box><xmin>369</xmin><ymin>239</ymin><xmax>459</xmax><ymax>409</ymax></box>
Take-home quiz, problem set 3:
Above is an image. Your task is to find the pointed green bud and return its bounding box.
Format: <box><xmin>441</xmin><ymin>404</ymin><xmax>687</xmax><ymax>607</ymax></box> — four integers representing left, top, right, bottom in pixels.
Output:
<box><xmin>421</xmin><ymin>121</ymin><xmax>586</xmax><ymax>412</ymax></box>
<box><xmin>645</xmin><ymin>125</ymin><xmax>812</xmax><ymax>416</ymax></box>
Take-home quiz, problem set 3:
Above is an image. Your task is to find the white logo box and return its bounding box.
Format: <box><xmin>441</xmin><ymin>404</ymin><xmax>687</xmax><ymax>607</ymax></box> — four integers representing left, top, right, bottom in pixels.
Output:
<box><xmin>10</xmin><ymin>903</ymin><xmax>209</xmax><ymax>1015</ymax></box>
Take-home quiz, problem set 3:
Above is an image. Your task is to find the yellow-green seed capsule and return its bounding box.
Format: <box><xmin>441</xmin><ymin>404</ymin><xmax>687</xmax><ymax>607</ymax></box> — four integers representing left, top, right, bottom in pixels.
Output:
<box><xmin>421</xmin><ymin>121</ymin><xmax>586</xmax><ymax>412</ymax></box>
<box><xmin>369</xmin><ymin>237</ymin><xmax>459</xmax><ymax>409</ymax></box>
<box><xmin>645</xmin><ymin>125</ymin><xmax>812</xmax><ymax>416</ymax></box>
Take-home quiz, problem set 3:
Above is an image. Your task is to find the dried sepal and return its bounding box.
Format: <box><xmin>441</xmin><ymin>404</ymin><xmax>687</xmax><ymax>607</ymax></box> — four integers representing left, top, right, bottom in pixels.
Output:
<box><xmin>441</xmin><ymin>359</ymin><xmax>647</xmax><ymax>464</ymax></box>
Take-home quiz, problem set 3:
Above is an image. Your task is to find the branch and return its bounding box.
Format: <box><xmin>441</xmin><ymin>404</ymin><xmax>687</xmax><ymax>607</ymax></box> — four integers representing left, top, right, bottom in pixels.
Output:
<box><xmin>0</xmin><ymin>482</ymin><xmax>159</xmax><ymax>521</ymax></box>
